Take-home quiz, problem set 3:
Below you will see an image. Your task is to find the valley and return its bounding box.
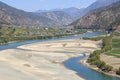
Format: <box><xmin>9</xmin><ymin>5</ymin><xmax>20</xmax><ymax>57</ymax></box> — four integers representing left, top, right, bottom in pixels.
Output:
<box><xmin>0</xmin><ymin>0</ymin><xmax>120</xmax><ymax>80</ymax></box>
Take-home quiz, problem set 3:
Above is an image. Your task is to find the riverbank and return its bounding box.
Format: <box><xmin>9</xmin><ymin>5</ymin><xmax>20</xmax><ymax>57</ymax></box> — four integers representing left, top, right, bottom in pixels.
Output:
<box><xmin>0</xmin><ymin>27</ymin><xmax>86</xmax><ymax>45</ymax></box>
<box><xmin>0</xmin><ymin>39</ymin><xmax>100</xmax><ymax>80</ymax></box>
<box><xmin>80</xmin><ymin>56</ymin><xmax>120</xmax><ymax>79</ymax></box>
<box><xmin>80</xmin><ymin>36</ymin><xmax>120</xmax><ymax>79</ymax></box>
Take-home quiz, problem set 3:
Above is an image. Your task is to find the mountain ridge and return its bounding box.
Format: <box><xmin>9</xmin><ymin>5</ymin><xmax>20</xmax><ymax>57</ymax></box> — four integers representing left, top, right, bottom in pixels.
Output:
<box><xmin>0</xmin><ymin>0</ymin><xmax>119</xmax><ymax>28</ymax></box>
<box><xmin>78</xmin><ymin>0</ymin><xmax>119</xmax><ymax>18</ymax></box>
<box><xmin>70</xmin><ymin>1</ymin><xmax>120</xmax><ymax>31</ymax></box>
<box><xmin>0</xmin><ymin>1</ymin><xmax>56</xmax><ymax>27</ymax></box>
<box><xmin>37</xmin><ymin>11</ymin><xmax>74</xmax><ymax>25</ymax></box>
<box><xmin>37</xmin><ymin>0</ymin><xmax>119</xmax><ymax>20</ymax></box>
<box><xmin>0</xmin><ymin>1</ymin><xmax>73</xmax><ymax>27</ymax></box>
<box><xmin>36</xmin><ymin>7</ymin><xmax>84</xmax><ymax>20</ymax></box>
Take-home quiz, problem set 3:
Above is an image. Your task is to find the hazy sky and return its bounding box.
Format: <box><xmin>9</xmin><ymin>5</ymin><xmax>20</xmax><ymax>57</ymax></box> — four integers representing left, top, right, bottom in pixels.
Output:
<box><xmin>0</xmin><ymin>0</ymin><xmax>97</xmax><ymax>12</ymax></box>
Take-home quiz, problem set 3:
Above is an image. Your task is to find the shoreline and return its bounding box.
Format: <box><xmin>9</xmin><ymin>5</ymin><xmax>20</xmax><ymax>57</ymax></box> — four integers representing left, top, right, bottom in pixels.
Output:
<box><xmin>80</xmin><ymin>57</ymin><xmax>120</xmax><ymax>79</ymax></box>
<box><xmin>0</xmin><ymin>32</ymin><xmax>85</xmax><ymax>46</ymax></box>
<box><xmin>0</xmin><ymin>39</ymin><xmax>101</xmax><ymax>80</ymax></box>
<box><xmin>1</xmin><ymin>39</ymin><xmax>97</xmax><ymax>80</ymax></box>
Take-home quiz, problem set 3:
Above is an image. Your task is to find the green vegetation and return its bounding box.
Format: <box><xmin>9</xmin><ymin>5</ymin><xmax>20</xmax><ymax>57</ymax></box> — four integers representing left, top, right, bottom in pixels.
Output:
<box><xmin>112</xmin><ymin>39</ymin><xmax>120</xmax><ymax>48</ymax></box>
<box><xmin>88</xmin><ymin>33</ymin><xmax>120</xmax><ymax>76</ymax></box>
<box><xmin>101</xmin><ymin>36</ymin><xmax>112</xmax><ymax>52</ymax></box>
<box><xmin>0</xmin><ymin>24</ymin><xmax>86</xmax><ymax>45</ymax></box>
<box><xmin>83</xmin><ymin>36</ymin><xmax>104</xmax><ymax>41</ymax></box>
<box><xmin>87</xmin><ymin>36</ymin><xmax>113</xmax><ymax>72</ymax></box>
<box><xmin>105</xmin><ymin>35</ymin><xmax>120</xmax><ymax>57</ymax></box>
<box><xmin>112</xmin><ymin>32</ymin><xmax>120</xmax><ymax>37</ymax></box>
<box><xmin>106</xmin><ymin>49</ymin><xmax>120</xmax><ymax>58</ymax></box>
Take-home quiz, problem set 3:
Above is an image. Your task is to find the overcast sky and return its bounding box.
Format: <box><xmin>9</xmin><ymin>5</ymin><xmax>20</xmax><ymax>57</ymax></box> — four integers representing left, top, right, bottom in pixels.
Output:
<box><xmin>0</xmin><ymin>0</ymin><xmax>97</xmax><ymax>12</ymax></box>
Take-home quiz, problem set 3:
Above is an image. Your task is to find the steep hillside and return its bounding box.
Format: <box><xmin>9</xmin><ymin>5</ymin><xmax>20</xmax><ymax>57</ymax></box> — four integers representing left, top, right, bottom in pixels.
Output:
<box><xmin>82</xmin><ymin>0</ymin><xmax>119</xmax><ymax>16</ymax></box>
<box><xmin>71</xmin><ymin>1</ymin><xmax>120</xmax><ymax>31</ymax></box>
<box><xmin>1</xmin><ymin>0</ymin><xmax>119</xmax><ymax>27</ymax></box>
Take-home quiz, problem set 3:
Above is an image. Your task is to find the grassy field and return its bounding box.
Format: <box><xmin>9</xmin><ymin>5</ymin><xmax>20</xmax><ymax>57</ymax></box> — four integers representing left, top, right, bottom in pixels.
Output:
<box><xmin>106</xmin><ymin>38</ymin><xmax>120</xmax><ymax>58</ymax></box>
<box><xmin>83</xmin><ymin>36</ymin><xmax>104</xmax><ymax>41</ymax></box>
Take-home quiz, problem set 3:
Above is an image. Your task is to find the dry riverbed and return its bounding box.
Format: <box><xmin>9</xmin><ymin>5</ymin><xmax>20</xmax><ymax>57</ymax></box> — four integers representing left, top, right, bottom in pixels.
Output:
<box><xmin>0</xmin><ymin>39</ymin><xmax>100</xmax><ymax>80</ymax></box>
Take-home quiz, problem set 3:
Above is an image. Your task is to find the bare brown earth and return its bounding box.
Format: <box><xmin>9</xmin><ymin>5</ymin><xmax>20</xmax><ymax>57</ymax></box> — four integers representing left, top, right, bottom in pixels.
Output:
<box><xmin>100</xmin><ymin>54</ymin><xmax>120</xmax><ymax>69</ymax></box>
<box><xmin>0</xmin><ymin>39</ymin><xmax>100</xmax><ymax>80</ymax></box>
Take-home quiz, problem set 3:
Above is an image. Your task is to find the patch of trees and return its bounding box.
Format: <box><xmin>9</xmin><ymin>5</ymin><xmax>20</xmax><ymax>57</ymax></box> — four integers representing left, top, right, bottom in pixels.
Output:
<box><xmin>0</xmin><ymin>37</ymin><xmax>8</xmax><ymax>45</ymax></box>
<box><xmin>87</xmin><ymin>36</ymin><xmax>113</xmax><ymax>72</ymax></box>
<box><xmin>101</xmin><ymin>36</ymin><xmax>112</xmax><ymax>52</ymax></box>
<box><xmin>88</xmin><ymin>50</ymin><xmax>113</xmax><ymax>72</ymax></box>
<box><xmin>0</xmin><ymin>24</ymin><xmax>86</xmax><ymax>45</ymax></box>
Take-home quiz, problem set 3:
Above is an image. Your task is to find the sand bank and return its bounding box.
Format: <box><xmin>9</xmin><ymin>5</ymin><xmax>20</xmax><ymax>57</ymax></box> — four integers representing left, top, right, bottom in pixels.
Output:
<box><xmin>0</xmin><ymin>39</ymin><xmax>100</xmax><ymax>80</ymax></box>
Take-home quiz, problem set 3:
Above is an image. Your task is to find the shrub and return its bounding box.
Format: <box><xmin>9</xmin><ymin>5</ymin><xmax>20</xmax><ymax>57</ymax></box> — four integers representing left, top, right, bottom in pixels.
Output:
<box><xmin>97</xmin><ymin>61</ymin><xmax>106</xmax><ymax>69</ymax></box>
<box><xmin>116</xmin><ymin>67</ymin><xmax>120</xmax><ymax>75</ymax></box>
<box><xmin>102</xmin><ymin>65</ymin><xmax>113</xmax><ymax>72</ymax></box>
<box><xmin>87</xmin><ymin>35</ymin><xmax>114</xmax><ymax>73</ymax></box>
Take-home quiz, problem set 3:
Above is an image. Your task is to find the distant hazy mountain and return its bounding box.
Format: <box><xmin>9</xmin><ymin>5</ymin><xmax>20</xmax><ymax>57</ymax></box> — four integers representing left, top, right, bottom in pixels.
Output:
<box><xmin>37</xmin><ymin>11</ymin><xmax>74</xmax><ymax>25</ymax></box>
<box><xmin>71</xmin><ymin>1</ymin><xmax>120</xmax><ymax>31</ymax></box>
<box><xmin>37</xmin><ymin>7</ymin><xmax>85</xmax><ymax>20</ymax></box>
<box><xmin>49</xmin><ymin>7</ymin><xmax>85</xmax><ymax>20</ymax></box>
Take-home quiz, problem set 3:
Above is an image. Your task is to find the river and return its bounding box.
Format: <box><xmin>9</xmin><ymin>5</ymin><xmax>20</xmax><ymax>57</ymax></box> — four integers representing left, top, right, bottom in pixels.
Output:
<box><xmin>64</xmin><ymin>56</ymin><xmax>120</xmax><ymax>80</ymax></box>
<box><xmin>0</xmin><ymin>31</ymin><xmax>119</xmax><ymax>80</ymax></box>
<box><xmin>0</xmin><ymin>31</ymin><xmax>104</xmax><ymax>50</ymax></box>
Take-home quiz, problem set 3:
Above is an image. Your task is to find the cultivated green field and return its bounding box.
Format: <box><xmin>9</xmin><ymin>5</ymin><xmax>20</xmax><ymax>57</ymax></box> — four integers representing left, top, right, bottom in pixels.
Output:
<box><xmin>106</xmin><ymin>38</ymin><xmax>120</xmax><ymax>58</ymax></box>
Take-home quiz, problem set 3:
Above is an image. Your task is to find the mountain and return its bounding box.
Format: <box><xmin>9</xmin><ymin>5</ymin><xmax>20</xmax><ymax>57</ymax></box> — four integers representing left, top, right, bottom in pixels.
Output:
<box><xmin>0</xmin><ymin>1</ymin><xmax>73</xmax><ymax>27</ymax></box>
<box><xmin>0</xmin><ymin>1</ymin><xmax>59</xmax><ymax>27</ymax></box>
<box><xmin>37</xmin><ymin>11</ymin><xmax>73</xmax><ymax>25</ymax></box>
<box><xmin>37</xmin><ymin>7</ymin><xmax>85</xmax><ymax>20</ymax></box>
<box><xmin>71</xmin><ymin>1</ymin><xmax>120</xmax><ymax>31</ymax></box>
<box><xmin>1</xmin><ymin>0</ymin><xmax>119</xmax><ymax>27</ymax></box>
<box><xmin>37</xmin><ymin>0</ymin><xmax>119</xmax><ymax>20</ymax></box>
<box><xmin>78</xmin><ymin>0</ymin><xmax>119</xmax><ymax>18</ymax></box>
<box><xmin>89</xmin><ymin>0</ymin><xmax>119</xmax><ymax>9</ymax></box>
<box><xmin>49</xmin><ymin>7</ymin><xmax>85</xmax><ymax>20</ymax></box>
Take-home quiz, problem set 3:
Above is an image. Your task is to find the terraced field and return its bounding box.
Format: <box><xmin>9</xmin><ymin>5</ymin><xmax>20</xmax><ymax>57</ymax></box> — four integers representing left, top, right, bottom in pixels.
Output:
<box><xmin>106</xmin><ymin>38</ymin><xmax>120</xmax><ymax>58</ymax></box>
